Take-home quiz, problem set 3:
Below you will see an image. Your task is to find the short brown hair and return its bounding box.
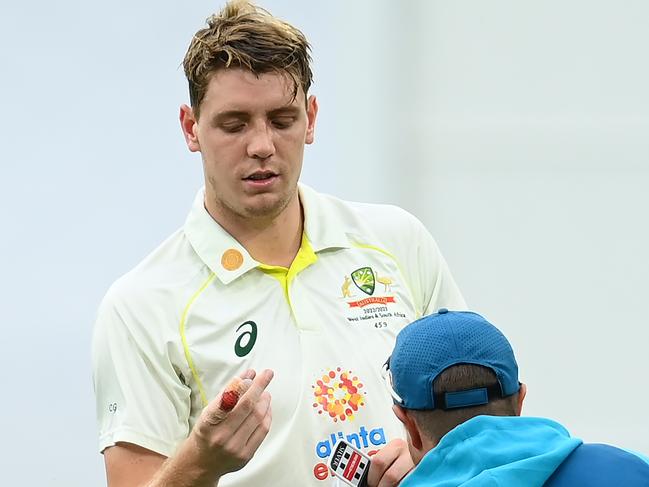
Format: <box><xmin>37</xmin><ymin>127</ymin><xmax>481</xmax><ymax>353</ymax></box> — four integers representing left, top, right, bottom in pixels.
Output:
<box><xmin>183</xmin><ymin>0</ymin><xmax>313</xmax><ymax>119</ymax></box>
<box><xmin>410</xmin><ymin>364</ymin><xmax>519</xmax><ymax>442</ymax></box>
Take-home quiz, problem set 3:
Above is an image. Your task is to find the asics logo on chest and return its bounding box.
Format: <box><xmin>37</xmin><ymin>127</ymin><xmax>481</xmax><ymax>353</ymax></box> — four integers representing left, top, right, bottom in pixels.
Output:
<box><xmin>234</xmin><ymin>321</ymin><xmax>258</xmax><ymax>357</ymax></box>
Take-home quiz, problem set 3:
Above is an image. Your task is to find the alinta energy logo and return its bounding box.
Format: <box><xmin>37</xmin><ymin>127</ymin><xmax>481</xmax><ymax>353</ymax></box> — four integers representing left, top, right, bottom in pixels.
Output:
<box><xmin>312</xmin><ymin>368</ymin><xmax>367</xmax><ymax>422</ymax></box>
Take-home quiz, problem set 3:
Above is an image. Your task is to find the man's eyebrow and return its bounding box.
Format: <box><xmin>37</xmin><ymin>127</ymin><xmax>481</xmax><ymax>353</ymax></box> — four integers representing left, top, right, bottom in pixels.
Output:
<box><xmin>267</xmin><ymin>106</ymin><xmax>301</xmax><ymax>117</ymax></box>
<box><xmin>212</xmin><ymin>111</ymin><xmax>250</xmax><ymax>124</ymax></box>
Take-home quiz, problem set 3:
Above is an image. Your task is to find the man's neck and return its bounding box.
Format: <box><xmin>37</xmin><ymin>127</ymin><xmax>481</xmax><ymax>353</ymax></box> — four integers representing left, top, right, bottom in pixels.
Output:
<box><xmin>207</xmin><ymin>195</ymin><xmax>303</xmax><ymax>269</ymax></box>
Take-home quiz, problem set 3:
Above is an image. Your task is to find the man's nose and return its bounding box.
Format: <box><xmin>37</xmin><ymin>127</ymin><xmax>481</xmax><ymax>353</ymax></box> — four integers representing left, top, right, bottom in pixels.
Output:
<box><xmin>247</xmin><ymin>123</ymin><xmax>275</xmax><ymax>160</ymax></box>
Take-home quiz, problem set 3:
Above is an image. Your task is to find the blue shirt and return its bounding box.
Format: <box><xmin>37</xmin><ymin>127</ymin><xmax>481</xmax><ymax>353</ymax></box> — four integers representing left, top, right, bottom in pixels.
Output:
<box><xmin>400</xmin><ymin>415</ymin><xmax>649</xmax><ymax>486</ymax></box>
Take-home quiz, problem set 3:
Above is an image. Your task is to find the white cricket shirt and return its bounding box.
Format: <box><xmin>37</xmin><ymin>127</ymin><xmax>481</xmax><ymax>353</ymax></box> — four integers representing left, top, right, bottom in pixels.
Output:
<box><xmin>92</xmin><ymin>184</ymin><xmax>465</xmax><ymax>486</ymax></box>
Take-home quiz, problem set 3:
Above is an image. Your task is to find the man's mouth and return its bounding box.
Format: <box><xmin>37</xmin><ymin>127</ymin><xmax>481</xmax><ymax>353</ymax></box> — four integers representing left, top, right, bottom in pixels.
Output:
<box><xmin>244</xmin><ymin>171</ymin><xmax>278</xmax><ymax>181</ymax></box>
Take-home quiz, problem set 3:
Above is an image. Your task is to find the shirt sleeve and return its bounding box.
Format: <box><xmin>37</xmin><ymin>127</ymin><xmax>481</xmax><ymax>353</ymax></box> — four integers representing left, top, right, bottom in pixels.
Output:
<box><xmin>400</xmin><ymin>213</ymin><xmax>467</xmax><ymax>318</ymax></box>
<box><xmin>92</xmin><ymin>285</ymin><xmax>192</xmax><ymax>457</ymax></box>
<box><xmin>417</xmin><ymin>222</ymin><xmax>466</xmax><ymax>316</ymax></box>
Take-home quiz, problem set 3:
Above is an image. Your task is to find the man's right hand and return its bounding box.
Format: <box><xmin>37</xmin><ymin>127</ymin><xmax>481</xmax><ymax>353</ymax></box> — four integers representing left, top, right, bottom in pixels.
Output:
<box><xmin>104</xmin><ymin>368</ymin><xmax>274</xmax><ymax>487</ymax></box>
<box><xmin>185</xmin><ymin>368</ymin><xmax>275</xmax><ymax>479</ymax></box>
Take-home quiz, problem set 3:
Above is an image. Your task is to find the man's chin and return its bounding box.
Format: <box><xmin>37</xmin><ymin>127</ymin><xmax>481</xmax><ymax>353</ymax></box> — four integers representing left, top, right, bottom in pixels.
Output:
<box><xmin>241</xmin><ymin>193</ymin><xmax>293</xmax><ymax>220</ymax></box>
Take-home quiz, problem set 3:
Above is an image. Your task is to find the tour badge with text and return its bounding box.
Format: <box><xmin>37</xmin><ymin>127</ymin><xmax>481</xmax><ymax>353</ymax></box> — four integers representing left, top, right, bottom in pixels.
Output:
<box><xmin>310</xmin><ymin>368</ymin><xmax>388</xmax><ymax>482</ymax></box>
<box><xmin>340</xmin><ymin>267</ymin><xmax>405</xmax><ymax>328</ymax></box>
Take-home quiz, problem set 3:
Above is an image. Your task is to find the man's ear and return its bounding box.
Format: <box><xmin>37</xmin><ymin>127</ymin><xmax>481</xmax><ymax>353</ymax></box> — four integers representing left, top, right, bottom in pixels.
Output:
<box><xmin>305</xmin><ymin>95</ymin><xmax>318</xmax><ymax>145</ymax></box>
<box><xmin>179</xmin><ymin>104</ymin><xmax>201</xmax><ymax>152</ymax></box>
<box><xmin>516</xmin><ymin>383</ymin><xmax>527</xmax><ymax>416</ymax></box>
<box><xmin>392</xmin><ymin>405</ymin><xmax>422</xmax><ymax>450</ymax></box>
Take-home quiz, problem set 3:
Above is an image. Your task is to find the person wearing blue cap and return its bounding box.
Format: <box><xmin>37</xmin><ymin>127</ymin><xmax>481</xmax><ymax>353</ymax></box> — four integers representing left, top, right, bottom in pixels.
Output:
<box><xmin>383</xmin><ymin>309</ymin><xmax>649</xmax><ymax>486</ymax></box>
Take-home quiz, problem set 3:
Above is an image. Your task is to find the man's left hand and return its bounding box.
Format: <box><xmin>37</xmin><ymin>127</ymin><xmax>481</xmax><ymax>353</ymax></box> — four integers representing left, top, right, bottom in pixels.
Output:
<box><xmin>366</xmin><ymin>439</ymin><xmax>414</xmax><ymax>487</ymax></box>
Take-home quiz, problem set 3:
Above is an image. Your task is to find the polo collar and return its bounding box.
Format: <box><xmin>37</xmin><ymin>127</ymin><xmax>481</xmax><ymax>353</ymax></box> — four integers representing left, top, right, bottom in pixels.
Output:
<box><xmin>184</xmin><ymin>184</ymin><xmax>350</xmax><ymax>285</ymax></box>
<box><xmin>298</xmin><ymin>183</ymin><xmax>350</xmax><ymax>252</ymax></box>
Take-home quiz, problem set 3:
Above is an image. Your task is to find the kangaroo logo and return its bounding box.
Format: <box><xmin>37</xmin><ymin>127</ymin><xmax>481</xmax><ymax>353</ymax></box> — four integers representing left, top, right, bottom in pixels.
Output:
<box><xmin>341</xmin><ymin>275</ymin><xmax>354</xmax><ymax>298</ymax></box>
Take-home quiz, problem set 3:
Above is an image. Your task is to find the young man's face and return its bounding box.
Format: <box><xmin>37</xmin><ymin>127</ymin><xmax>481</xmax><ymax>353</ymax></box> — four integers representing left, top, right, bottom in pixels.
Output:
<box><xmin>181</xmin><ymin>68</ymin><xmax>317</xmax><ymax>226</ymax></box>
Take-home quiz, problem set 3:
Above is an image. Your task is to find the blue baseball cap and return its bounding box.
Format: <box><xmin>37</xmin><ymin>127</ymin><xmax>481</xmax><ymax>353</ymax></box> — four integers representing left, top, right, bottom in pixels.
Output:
<box><xmin>385</xmin><ymin>309</ymin><xmax>520</xmax><ymax>410</ymax></box>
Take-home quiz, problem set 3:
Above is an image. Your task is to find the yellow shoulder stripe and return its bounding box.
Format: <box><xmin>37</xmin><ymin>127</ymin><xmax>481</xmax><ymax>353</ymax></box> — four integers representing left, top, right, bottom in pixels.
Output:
<box><xmin>179</xmin><ymin>272</ymin><xmax>216</xmax><ymax>408</ymax></box>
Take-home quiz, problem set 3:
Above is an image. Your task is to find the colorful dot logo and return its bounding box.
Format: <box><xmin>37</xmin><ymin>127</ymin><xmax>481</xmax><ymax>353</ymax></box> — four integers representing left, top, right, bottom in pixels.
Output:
<box><xmin>312</xmin><ymin>368</ymin><xmax>366</xmax><ymax>422</ymax></box>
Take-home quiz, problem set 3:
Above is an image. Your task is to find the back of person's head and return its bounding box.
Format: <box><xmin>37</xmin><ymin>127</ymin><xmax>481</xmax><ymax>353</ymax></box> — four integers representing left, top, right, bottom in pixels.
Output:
<box><xmin>384</xmin><ymin>309</ymin><xmax>526</xmax><ymax>463</ymax></box>
<box><xmin>183</xmin><ymin>0</ymin><xmax>313</xmax><ymax>119</ymax></box>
